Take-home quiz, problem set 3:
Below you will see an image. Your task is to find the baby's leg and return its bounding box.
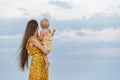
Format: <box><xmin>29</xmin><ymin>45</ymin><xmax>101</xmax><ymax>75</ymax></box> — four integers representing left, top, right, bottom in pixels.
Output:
<box><xmin>44</xmin><ymin>56</ymin><xmax>50</xmax><ymax>69</ymax></box>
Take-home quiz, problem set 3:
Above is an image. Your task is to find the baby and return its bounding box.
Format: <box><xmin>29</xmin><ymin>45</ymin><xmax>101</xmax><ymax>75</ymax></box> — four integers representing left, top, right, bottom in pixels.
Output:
<box><xmin>38</xmin><ymin>18</ymin><xmax>55</xmax><ymax>69</ymax></box>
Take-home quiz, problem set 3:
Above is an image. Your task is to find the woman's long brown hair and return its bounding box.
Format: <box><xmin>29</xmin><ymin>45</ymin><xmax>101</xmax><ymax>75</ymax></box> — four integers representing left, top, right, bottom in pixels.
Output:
<box><xmin>18</xmin><ymin>20</ymin><xmax>38</xmax><ymax>71</ymax></box>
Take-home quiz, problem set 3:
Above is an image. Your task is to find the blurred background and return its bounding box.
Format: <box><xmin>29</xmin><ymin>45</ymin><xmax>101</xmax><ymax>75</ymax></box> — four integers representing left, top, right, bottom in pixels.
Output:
<box><xmin>0</xmin><ymin>0</ymin><xmax>120</xmax><ymax>80</ymax></box>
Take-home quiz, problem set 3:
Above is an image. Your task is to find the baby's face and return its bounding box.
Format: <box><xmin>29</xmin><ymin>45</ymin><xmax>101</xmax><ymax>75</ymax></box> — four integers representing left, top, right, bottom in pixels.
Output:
<box><xmin>41</xmin><ymin>20</ymin><xmax>47</xmax><ymax>27</ymax></box>
<box><xmin>40</xmin><ymin>19</ymin><xmax>49</xmax><ymax>29</ymax></box>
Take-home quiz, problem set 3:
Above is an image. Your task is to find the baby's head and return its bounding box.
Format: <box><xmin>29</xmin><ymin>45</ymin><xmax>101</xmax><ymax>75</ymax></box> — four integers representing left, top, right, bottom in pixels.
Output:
<box><xmin>40</xmin><ymin>18</ymin><xmax>50</xmax><ymax>29</ymax></box>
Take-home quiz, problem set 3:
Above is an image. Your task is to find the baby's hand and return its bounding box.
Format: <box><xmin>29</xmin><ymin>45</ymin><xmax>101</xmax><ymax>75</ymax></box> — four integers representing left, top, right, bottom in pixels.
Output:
<box><xmin>52</xmin><ymin>29</ymin><xmax>56</xmax><ymax>36</ymax></box>
<box><xmin>53</xmin><ymin>29</ymin><xmax>56</xmax><ymax>33</ymax></box>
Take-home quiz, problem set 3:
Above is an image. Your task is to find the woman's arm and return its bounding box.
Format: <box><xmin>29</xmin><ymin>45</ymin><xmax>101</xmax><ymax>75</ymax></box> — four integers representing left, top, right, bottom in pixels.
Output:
<box><xmin>30</xmin><ymin>38</ymin><xmax>48</xmax><ymax>55</ymax></box>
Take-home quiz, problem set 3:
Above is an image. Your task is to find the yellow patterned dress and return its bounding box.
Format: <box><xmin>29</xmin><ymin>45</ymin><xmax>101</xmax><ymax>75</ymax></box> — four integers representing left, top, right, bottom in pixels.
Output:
<box><xmin>26</xmin><ymin>36</ymin><xmax>48</xmax><ymax>80</ymax></box>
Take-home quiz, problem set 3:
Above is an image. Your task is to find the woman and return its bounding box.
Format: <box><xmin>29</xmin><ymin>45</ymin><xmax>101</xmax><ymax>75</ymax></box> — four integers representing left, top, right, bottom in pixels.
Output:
<box><xmin>18</xmin><ymin>20</ymin><xmax>48</xmax><ymax>80</ymax></box>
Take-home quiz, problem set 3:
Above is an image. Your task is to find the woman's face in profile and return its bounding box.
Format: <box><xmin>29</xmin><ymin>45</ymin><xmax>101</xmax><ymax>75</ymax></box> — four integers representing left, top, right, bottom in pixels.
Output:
<box><xmin>35</xmin><ymin>27</ymin><xmax>39</xmax><ymax>36</ymax></box>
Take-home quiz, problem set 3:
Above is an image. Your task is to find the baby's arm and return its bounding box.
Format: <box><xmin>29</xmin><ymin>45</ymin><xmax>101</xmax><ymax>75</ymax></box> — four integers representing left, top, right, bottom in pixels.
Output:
<box><xmin>38</xmin><ymin>30</ymin><xmax>44</xmax><ymax>41</ymax></box>
<box><xmin>52</xmin><ymin>29</ymin><xmax>56</xmax><ymax>36</ymax></box>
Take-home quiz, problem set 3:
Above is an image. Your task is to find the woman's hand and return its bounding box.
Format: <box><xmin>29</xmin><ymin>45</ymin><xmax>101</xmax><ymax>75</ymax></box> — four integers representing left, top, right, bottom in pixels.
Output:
<box><xmin>30</xmin><ymin>38</ymin><xmax>48</xmax><ymax>55</ymax></box>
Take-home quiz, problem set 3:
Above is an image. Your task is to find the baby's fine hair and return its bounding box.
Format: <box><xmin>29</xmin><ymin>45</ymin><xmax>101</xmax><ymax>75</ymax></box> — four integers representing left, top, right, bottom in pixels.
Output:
<box><xmin>40</xmin><ymin>18</ymin><xmax>50</xmax><ymax>28</ymax></box>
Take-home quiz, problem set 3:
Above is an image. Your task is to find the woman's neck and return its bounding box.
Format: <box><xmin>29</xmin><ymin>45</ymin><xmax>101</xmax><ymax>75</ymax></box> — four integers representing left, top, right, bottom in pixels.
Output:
<box><xmin>34</xmin><ymin>33</ymin><xmax>37</xmax><ymax>36</ymax></box>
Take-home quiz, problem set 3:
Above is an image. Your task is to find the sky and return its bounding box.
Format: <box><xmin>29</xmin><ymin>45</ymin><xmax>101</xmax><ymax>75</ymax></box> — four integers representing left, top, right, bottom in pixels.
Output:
<box><xmin>0</xmin><ymin>0</ymin><xmax>120</xmax><ymax>80</ymax></box>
